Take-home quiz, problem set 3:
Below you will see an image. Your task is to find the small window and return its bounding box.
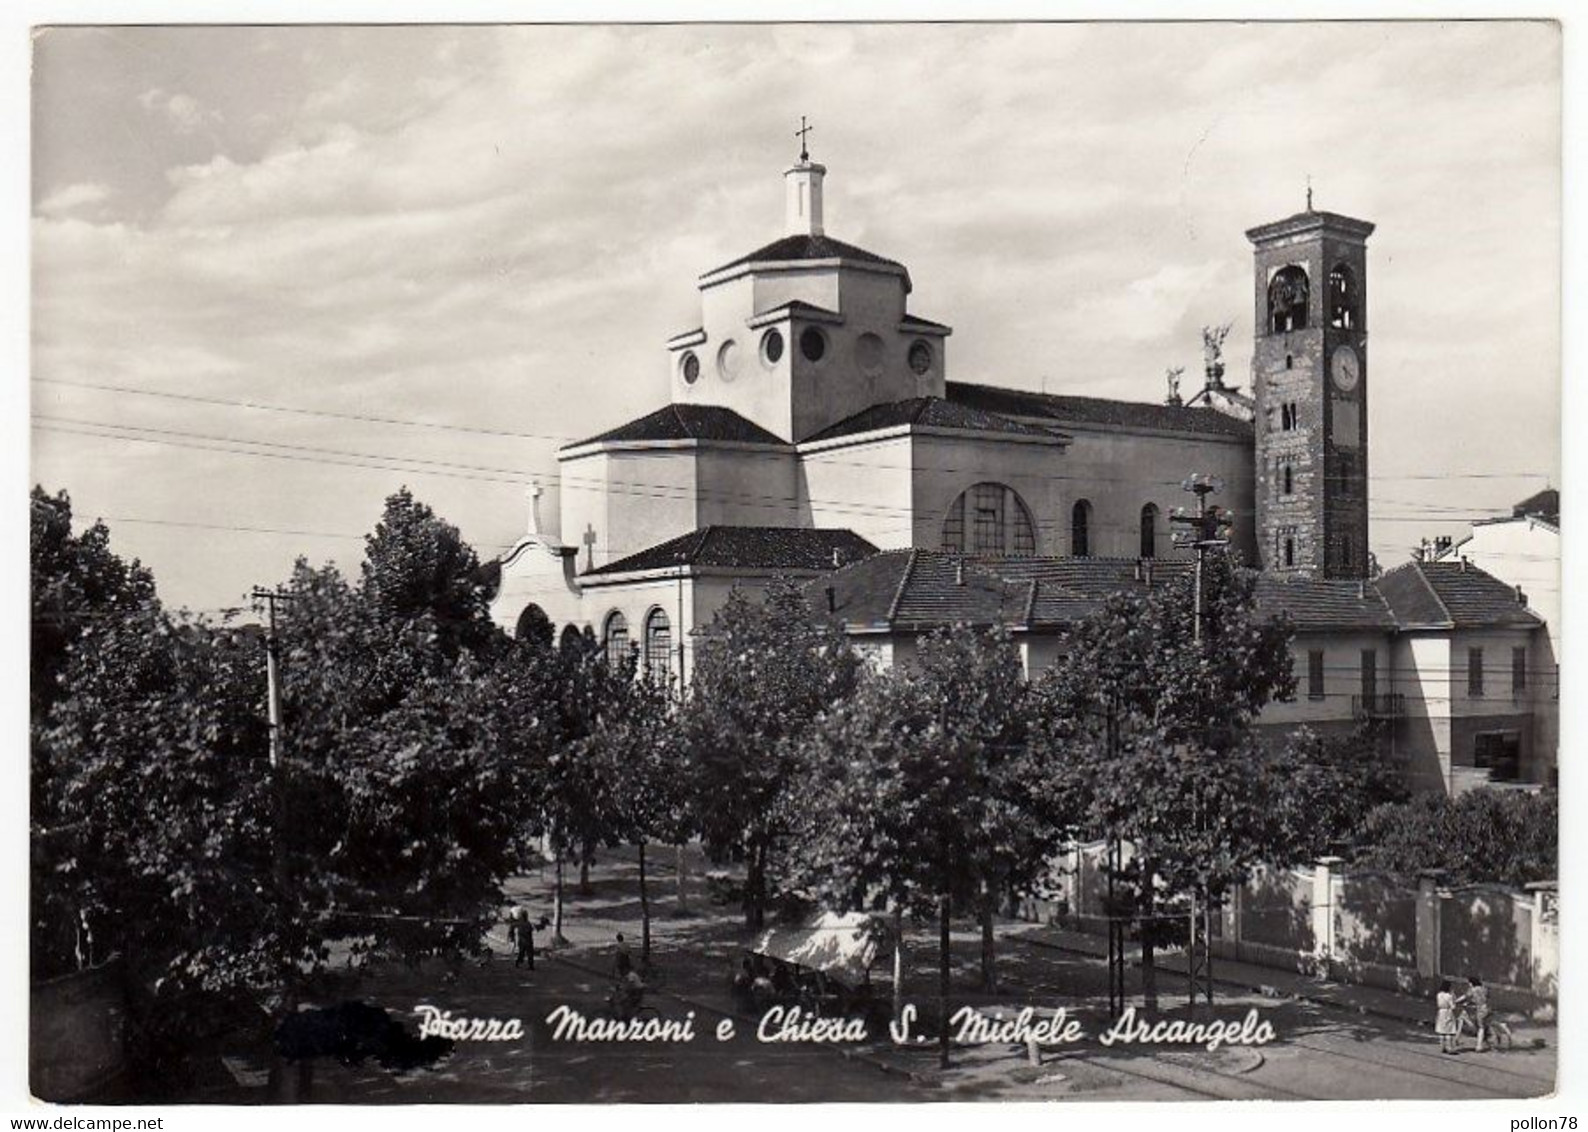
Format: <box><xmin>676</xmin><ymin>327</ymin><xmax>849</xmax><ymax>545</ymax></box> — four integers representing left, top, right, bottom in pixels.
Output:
<box><xmin>1139</xmin><ymin>503</ymin><xmax>1158</xmax><ymax>559</ymax></box>
<box><xmin>1280</xmin><ymin>404</ymin><xmax>1293</xmax><ymax>431</ymax></box>
<box><xmin>1307</xmin><ymin>650</ymin><xmax>1325</xmax><ymax>699</ymax></box>
<box><xmin>1284</xmin><ymin>536</ymin><xmax>1295</xmax><ymax>568</ymax></box>
<box><xmin>1072</xmin><ymin>500</ymin><xmax>1093</xmax><ymax>558</ymax></box>
<box><xmin>1282</xmin><ymin>463</ymin><xmax>1294</xmax><ymax>496</ymax></box>
<box><xmin>761</xmin><ymin>329</ymin><xmax>784</xmax><ymax>365</ymax></box>
<box><xmin>1513</xmin><ymin>646</ymin><xmax>1528</xmax><ymax>695</ymax></box>
<box><xmin>1468</xmin><ymin>647</ymin><xmax>1484</xmax><ymax>698</ymax></box>
<box><xmin>908</xmin><ymin>339</ymin><xmax>934</xmax><ymax>376</ymax></box>
<box><xmin>1285</xmin><ymin>354</ymin><xmax>1294</xmax><ymax>371</ymax></box>
<box><xmin>680</xmin><ymin>351</ymin><xmax>701</xmax><ymax>384</ymax></box>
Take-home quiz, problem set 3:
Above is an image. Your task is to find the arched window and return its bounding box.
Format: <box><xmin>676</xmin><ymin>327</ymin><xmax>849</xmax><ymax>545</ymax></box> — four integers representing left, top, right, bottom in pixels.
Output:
<box><xmin>1328</xmin><ymin>263</ymin><xmax>1359</xmax><ymax>330</ymax></box>
<box><xmin>644</xmin><ymin>608</ymin><xmax>673</xmax><ymax>680</ymax></box>
<box><xmin>940</xmin><ymin>482</ymin><xmax>1037</xmax><ymax>556</ymax></box>
<box><xmin>559</xmin><ymin>624</ymin><xmax>586</xmax><ymax>655</ymax></box>
<box><xmin>1071</xmin><ymin>500</ymin><xmax>1093</xmax><ymax>558</ymax></box>
<box><xmin>1268</xmin><ymin>266</ymin><xmax>1310</xmax><ymax>333</ymax></box>
<box><xmin>1282</xmin><ymin>463</ymin><xmax>1294</xmax><ymax>495</ymax></box>
<box><xmin>1139</xmin><ymin>504</ymin><xmax>1158</xmax><ymax>559</ymax></box>
<box><xmin>603</xmin><ymin>610</ymin><xmax>630</xmax><ymax>667</ymax></box>
<box><xmin>515</xmin><ymin>603</ymin><xmax>552</xmax><ymax>648</ymax></box>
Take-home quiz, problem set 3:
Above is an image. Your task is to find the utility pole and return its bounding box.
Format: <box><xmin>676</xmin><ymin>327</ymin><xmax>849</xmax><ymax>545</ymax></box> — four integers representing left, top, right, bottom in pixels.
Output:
<box><xmin>251</xmin><ymin>587</ymin><xmax>305</xmax><ymax>1101</ymax></box>
<box><xmin>1170</xmin><ymin>475</ymin><xmax>1228</xmax><ymax>1009</ymax></box>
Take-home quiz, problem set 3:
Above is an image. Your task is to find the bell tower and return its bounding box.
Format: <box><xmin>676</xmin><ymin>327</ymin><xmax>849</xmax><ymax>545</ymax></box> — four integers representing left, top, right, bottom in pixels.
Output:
<box><xmin>1247</xmin><ymin>201</ymin><xmax>1374</xmax><ymax>579</ymax></box>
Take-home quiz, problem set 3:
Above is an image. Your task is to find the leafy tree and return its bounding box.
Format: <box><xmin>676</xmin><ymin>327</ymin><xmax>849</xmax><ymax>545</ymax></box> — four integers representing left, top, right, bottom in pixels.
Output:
<box><xmin>589</xmin><ymin>662</ymin><xmax>691</xmax><ymax>962</ymax></box>
<box><xmin>683</xmin><ymin>581</ymin><xmax>863</xmax><ymax>928</ymax></box>
<box><xmin>1264</xmin><ymin>726</ymin><xmax>1411</xmax><ymax>860</ymax></box>
<box><xmin>1354</xmin><ymin>788</ymin><xmax>1557</xmax><ymax>888</ymax></box>
<box><xmin>791</xmin><ymin>625</ymin><xmax>1072</xmax><ymax>1060</ymax></box>
<box><xmin>1031</xmin><ymin>553</ymin><xmax>1296</xmax><ymax>1007</ymax></box>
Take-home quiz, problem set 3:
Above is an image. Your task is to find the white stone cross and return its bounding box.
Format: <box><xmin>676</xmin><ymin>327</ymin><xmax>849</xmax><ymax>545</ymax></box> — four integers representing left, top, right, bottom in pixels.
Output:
<box><xmin>583</xmin><ymin>523</ymin><xmax>598</xmax><ymax>571</ymax></box>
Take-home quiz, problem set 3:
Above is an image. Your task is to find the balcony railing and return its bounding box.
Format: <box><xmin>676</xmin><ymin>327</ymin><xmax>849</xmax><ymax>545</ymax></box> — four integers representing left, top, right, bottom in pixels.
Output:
<box><xmin>1352</xmin><ymin>692</ymin><xmax>1405</xmax><ymax>720</ymax></box>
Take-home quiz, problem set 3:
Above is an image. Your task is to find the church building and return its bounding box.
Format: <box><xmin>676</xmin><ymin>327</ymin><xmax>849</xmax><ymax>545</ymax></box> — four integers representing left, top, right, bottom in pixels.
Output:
<box><xmin>487</xmin><ymin>145</ymin><xmax>1551</xmax><ymax>794</ymax></box>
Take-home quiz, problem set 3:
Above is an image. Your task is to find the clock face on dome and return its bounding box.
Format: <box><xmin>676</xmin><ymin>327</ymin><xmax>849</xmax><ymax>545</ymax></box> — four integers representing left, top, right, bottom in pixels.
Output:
<box><xmin>1330</xmin><ymin>345</ymin><xmax>1360</xmax><ymax>393</ymax></box>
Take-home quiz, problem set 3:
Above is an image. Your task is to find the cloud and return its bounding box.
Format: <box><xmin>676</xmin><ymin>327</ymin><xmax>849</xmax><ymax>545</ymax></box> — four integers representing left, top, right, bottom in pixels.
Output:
<box><xmin>138</xmin><ymin>87</ymin><xmax>220</xmax><ymax>135</ymax></box>
<box><xmin>36</xmin><ymin>181</ymin><xmax>113</xmax><ymax>217</ymax></box>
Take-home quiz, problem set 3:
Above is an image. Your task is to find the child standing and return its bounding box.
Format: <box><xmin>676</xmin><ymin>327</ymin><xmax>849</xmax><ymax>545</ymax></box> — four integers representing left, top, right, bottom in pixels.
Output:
<box><xmin>1435</xmin><ymin>979</ymin><xmax>1459</xmax><ymax>1054</ymax></box>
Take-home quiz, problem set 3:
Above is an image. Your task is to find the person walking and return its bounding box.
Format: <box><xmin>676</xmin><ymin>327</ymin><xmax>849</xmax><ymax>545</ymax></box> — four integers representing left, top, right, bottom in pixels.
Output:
<box><xmin>507</xmin><ymin>904</ymin><xmax>540</xmax><ymax>970</ymax></box>
<box><xmin>614</xmin><ymin>932</ymin><xmax>634</xmax><ymax>979</ymax></box>
<box><xmin>1435</xmin><ymin>979</ymin><xmax>1459</xmax><ymax>1054</ymax></box>
<box><xmin>1466</xmin><ymin>975</ymin><xmax>1492</xmax><ymax>1052</ymax></box>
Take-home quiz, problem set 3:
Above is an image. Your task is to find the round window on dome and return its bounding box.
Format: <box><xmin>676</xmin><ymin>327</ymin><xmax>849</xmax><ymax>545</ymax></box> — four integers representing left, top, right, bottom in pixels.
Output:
<box><xmin>761</xmin><ymin>329</ymin><xmax>785</xmax><ymax>366</ymax></box>
<box><xmin>855</xmin><ymin>333</ymin><xmax>885</xmax><ymax>376</ymax></box>
<box><xmin>681</xmin><ymin>351</ymin><xmax>701</xmax><ymax>384</ymax></box>
<box><xmin>908</xmin><ymin>339</ymin><xmax>934</xmax><ymax>376</ymax></box>
<box><xmin>717</xmin><ymin>339</ymin><xmax>741</xmax><ymax>381</ymax></box>
<box><xmin>800</xmin><ymin>326</ymin><xmax>828</xmax><ymax>363</ymax></box>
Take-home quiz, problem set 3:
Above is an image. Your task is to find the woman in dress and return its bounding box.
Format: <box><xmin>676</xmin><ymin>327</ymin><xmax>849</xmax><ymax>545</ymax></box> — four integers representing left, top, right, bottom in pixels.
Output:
<box><xmin>1435</xmin><ymin>979</ymin><xmax>1459</xmax><ymax>1053</ymax></box>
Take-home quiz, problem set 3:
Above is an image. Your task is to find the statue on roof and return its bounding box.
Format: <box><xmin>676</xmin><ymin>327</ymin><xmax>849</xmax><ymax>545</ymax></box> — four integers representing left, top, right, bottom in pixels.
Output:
<box><xmin>1202</xmin><ymin>323</ymin><xmax>1232</xmax><ymax>389</ymax></box>
<box><xmin>1165</xmin><ymin>365</ymin><xmax>1185</xmax><ymax>407</ymax></box>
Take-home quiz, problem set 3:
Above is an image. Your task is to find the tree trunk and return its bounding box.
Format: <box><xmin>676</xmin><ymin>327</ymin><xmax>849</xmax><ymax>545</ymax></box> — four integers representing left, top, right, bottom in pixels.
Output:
<box><xmin>675</xmin><ymin>843</ymin><xmax>689</xmax><ymax>912</ymax></box>
<box><xmin>979</xmin><ymin>875</ymin><xmax>997</xmax><ymax>992</ymax></box>
<box><xmin>553</xmin><ymin>854</ymin><xmax>568</xmax><ymax>945</ymax></box>
<box><xmin>745</xmin><ymin>841</ymin><xmax>766</xmax><ymax>930</ymax></box>
<box><xmin>638</xmin><ymin>841</ymin><xmax>651</xmax><ymax>964</ymax></box>
<box><xmin>1140</xmin><ymin>861</ymin><xmax>1158</xmax><ymax>1012</ymax></box>
<box><xmin>892</xmin><ymin>905</ymin><xmax>905</xmax><ymax>1023</ymax></box>
<box><xmin>938</xmin><ymin>895</ymin><xmax>952</xmax><ymax>1069</ymax></box>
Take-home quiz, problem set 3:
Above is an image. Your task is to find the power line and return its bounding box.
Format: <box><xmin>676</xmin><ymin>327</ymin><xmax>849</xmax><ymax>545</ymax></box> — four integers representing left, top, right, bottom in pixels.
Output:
<box><xmin>33</xmin><ymin>376</ymin><xmax>577</xmax><ymax>444</ymax></box>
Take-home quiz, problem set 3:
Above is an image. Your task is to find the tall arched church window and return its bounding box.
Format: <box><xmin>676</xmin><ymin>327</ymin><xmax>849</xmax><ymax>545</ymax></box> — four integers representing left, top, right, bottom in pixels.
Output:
<box><xmin>939</xmin><ymin>483</ymin><xmax>1036</xmax><ymax>556</ymax></box>
<box><xmin>515</xmin><ymin>603</ymin><xmax>552</xmax><ymax>648</ymax></box>
<box><xmin>602</xmin><ymin>611</ymin><xmax>629</xmax><ymax>667</ymax></box>
<box><xmin>1328</xmin><ymin>263</ymin><xmax>1359</xmax><ymax>330</ymax></box>
<box><xmin>1072</xmin><ymin>500</ymin><xmax>1093</xmax><ymax>558</ymax></box>
<box><xmin>644</xmin><ymin>608</ymin><xmax>673</xmax><ymax>680</ymax></box>
<box><xmin>1139</xmin><ymin>503</ymin><xmax>1158</xmax><ymax>559</ymax></box>
<box><xmin>1268</xmin><ymin>266</ymin><xmax>1310</xmax><ymax>333</ymax></box>
<box><xmin>559</xmin><ymin>624</ymin><xmax>587</xmax><ymax>655</ymax></box>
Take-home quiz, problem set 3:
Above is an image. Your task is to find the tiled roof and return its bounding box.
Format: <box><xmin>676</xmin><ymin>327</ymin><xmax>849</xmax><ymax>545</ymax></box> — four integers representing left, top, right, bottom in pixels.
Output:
<box><xmin>707</xmin><ymin>234</ymin><xmax>905</xmax><ymax>276</ymax></box>
<box><xmin>1253</xmin><ymin>576</ymin><xmax>1397</xmax><ymax>630</ymax></box>
<box><xmin>564</xmin><ymin>404</ymin><xmax>788</xmax><ymax>450</ymax></box>
<box><xmin>803</xmin><ymin>397</ymin><xmax>1061</xmax><ymax>444</ymax></box>
<box><xmin>947</xmin><ymin>381</ymin><xmax>1255</xmax><ymax>439</ymax></box>
<box><xmin>1369</xmin><ymin>561</ymin><xmax>1540</xmax><ymax>630</ymax></box>
<box><xmin>1512</xmin><ymin>488</ymin><xmax>1559</xmax><ymax>525</ymax></box>
<box><xmin>1417</xmin><ymin>561</ymin><xmax>1541</xmax><ymax>629</ymax></box>
<box><xmin>809</xmin><ymin>550</ymin><xmax>1537</xmax><ymax>636</ymax></box>
<box><xmin>589</xmin><ymin>526</ymin><xmax>877</xmax><ymax>577</ymax></box>
<box><xmin>899</xmin><ymin>313</ymin><xmax>951</xmax><ymax>332</ymax></box>
<box><xmin>811</xmin><ymin>550</ymin><xmax>1030</xmax><ymax>630</ymax></box>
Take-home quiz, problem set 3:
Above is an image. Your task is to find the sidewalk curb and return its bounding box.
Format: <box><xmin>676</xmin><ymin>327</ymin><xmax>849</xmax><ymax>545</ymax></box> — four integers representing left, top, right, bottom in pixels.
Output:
<box><xmin>549</xmin><ymin>953</ymin><xmax>937</xmax><ymax>1088</ymax></box>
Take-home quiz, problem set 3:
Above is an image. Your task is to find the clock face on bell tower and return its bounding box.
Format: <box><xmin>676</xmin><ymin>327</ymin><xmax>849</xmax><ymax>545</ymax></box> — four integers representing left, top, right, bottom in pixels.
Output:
<box><xmin>1246</xmin><ymin>205</ymin><xmax>1374</xmax><ymax>579</ymax></box>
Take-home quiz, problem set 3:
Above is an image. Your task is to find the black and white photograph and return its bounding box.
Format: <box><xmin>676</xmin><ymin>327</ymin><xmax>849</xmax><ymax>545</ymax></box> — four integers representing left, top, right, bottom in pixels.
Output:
<box><xmin>20</xmin><ymin>13</ymin><xmax>1575</xmax><ymax>1116</ymax></box>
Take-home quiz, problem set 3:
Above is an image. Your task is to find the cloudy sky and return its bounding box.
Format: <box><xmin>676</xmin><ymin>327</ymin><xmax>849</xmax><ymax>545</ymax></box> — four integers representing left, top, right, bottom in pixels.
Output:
<box><xmin>30</xmin><ymin>21</ymin><xmax>1560</xmax><ymax>612</ymax></box>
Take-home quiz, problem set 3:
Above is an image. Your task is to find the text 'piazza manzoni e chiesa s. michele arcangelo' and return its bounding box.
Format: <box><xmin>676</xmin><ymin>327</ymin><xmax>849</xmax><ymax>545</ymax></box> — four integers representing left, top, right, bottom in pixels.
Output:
<box><xmin>486</xmin><ymin>144</ymin><xmax>1557</xmax><ymax>797</ymax></box>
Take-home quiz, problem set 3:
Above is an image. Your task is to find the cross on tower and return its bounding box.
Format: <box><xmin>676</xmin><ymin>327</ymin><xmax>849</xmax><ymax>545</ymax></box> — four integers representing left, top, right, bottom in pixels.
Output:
<box><xmin>795</xmin><ymin>115</ymin><xmax>813</xmax><ymax>162</ymax></box>
<box><xmin>526</xmin><ymin>479</ymin><xmax>543</xmax><ymax>537</ymax></box>
<box><xmin>582</xmin><ymin>523</ymin><xmax>598</xmax><ymax>571</ymax></box>
<box><xmin>1306</xmin><ymin>174</ymin><xmax>1313</xmax><ymax>212</ymax></box>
